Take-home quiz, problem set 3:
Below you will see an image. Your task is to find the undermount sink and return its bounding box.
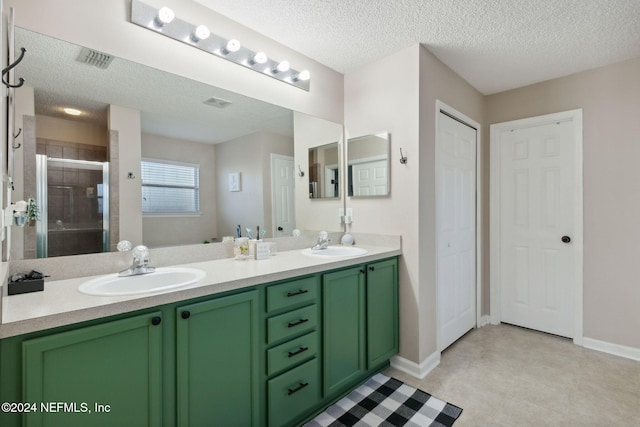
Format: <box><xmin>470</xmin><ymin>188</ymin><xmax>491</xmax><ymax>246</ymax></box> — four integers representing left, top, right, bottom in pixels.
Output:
<box><xmin>78</xmin><ymin>267</ymin><xmax>206</xmax><ymax>296</ymax></box>
<box><xmin>301</xmin><ymin>246</ymin><xmax>368</xmax><ymax>258</ymax></box>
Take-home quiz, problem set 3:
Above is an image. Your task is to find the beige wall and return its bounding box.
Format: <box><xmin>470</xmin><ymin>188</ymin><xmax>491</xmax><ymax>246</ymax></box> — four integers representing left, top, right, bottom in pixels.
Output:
<box><xmin>417</xmin><ymin>46</ymin><xmax>485</xmax><ymax>360</ymax></box>
<box><xmin>344</xmin><ymin>44</ymin><xmax>485</xmax><ymax>366</ymax></box>
<box><xmin>294</xmin><ymin>112</ymin><xmax>344</xmax><ymax>233</ymax></box>
<box><xmin>34</xmin><ymin>116</ymin><xmax>108</xmax><ymax>147</ymax></box>
<box><xmin>108</xmin><ymin>105</ymin><xmax>142</xmax><ymax>245</ymax></box>
<box><xmin>486</xmin><ymin>57</ymin><xmax>640</xmax><ymax>349</ymax></box>
<box><xmin>216</xmin><ymin>131</ymin><xmax>293</xmax><ymax>238</ymax></box>
<box><xmin>345</xmin><ymin>45</ymin><xmax>422</xmax><ymax>362</ymax></box>
<box><xmin>141</xmin><ymin>133</ymin><xmax>216</xmax><ymax>247</ymax></box>
<box><xmin>7</xmin><ymin>0</ymin><xmax>344</xmax><ymax>124</ymax></box>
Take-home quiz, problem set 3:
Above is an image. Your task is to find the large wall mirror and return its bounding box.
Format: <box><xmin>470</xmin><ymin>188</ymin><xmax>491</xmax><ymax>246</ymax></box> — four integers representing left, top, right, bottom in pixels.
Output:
<box><xmin>10</xmin><ymin>27</ymin><xmax>343</xmax><ymax>260</ymax></box>
<box><xmin>347</xmin><ymin>132</ymin><xmax>390</xmax><ymax>197</ymax></box>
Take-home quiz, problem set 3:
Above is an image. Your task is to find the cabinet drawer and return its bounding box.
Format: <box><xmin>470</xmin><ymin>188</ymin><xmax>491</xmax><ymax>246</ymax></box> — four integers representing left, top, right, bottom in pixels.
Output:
<box><xmin>267</xmin><ymin>331</ymin><xmax>318</xmax><ymax>376</ymax></box>
<box><xmin>267</xmin><ymin>304</ymin><xmax>317</xmax><ymax>345</ymax></box>
<box><xmin>268</xmin><ymin>358</ymin><xmax>320</xmax><ymax>427</ymax></box>
<box><xmin>266</xmin><ymin>276</ymin><xmax>318</xmax><ymax>312</ymax></box>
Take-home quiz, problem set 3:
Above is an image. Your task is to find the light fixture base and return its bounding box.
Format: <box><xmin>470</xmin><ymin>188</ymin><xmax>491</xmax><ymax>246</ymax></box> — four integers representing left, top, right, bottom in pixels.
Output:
<box><xmin>130</xmin><ymin>0</ymin><xmax>310</xmax><ymax>91</ymax></box>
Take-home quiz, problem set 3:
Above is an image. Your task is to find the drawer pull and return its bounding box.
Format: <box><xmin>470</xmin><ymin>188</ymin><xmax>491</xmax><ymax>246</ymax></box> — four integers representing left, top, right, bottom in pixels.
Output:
<box><xmin>286</xmin><ymin>289</ymin><xmax>309</xmax><ymax>297</ymax></box>
<box><xmin>287</xmin><ymin>318</ymin><xmax>309</xmax><ymax>328</ymax></box>
<box><xmin>288</xmin><ymin>346</ymin><xmax>309</xmax><ymax>358</ymax></box>
<box><xmin>287</xmin><ymin>382</ymin><xmax>309</xmax><ymax>396</ymax></box>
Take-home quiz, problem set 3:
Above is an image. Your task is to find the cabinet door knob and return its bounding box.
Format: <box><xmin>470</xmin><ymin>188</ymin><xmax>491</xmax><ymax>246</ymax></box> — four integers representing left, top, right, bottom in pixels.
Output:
<box><xmin>561</xmin><ymin>235</ymin><xmax>571</xmax><ymax>243</ymax></box>
<box><xmin>277</xmin><ymin>226</ymin><xmax>284</xmax><ymax>231</ymax></box>
<box><xmin>151</xmin><ymin>316</ymin><xmax>162</xmax><ymax>326</ymax></box>
<box><xmin>359</xmin><ymin>269</ymin><xmax>365</xmax><ymax>274</ymax></box>
<box><xmin>369</xmin><ymin>266</ymin><xmax>375</xmax><ymax>272</ymax></box>
<box><xmin>181</xmin><ymin>310</ymin><xmax>191</xmax><ymax>320</ymax></box>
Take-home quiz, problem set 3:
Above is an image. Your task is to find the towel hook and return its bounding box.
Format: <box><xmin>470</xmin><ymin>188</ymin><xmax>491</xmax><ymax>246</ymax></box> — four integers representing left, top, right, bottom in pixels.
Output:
<box><xmin>12</xmin><ymin>128</ymin><xmax>22</xmax><ymax>149</ymax></box>
<box><xmin>297</xmin><ymin>164</ymin><xmax>305</xmax><ymax>177</ymax></box>
<box><xmin>399</xmin><ymin>147</ymin><xmax>408</xmax><ymax>165</ymax></box>
<box><xmin>2</xmin><ymin>47</ymin><xmax>26</xmax><ymax>89</ymax></box>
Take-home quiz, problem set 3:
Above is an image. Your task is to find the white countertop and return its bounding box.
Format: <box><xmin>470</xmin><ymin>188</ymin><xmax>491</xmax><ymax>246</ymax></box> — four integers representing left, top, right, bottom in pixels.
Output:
<box><xmin>0</xmin><ymin>244</ymin><xmax>400</xmax><ymax>338</ymax></box>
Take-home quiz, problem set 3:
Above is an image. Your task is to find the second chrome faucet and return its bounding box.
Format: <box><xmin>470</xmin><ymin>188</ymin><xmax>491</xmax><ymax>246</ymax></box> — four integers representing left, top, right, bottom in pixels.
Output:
<box><xmin>119</xmin><ymin>244</ymin><xmax>156</xmax><ymax>277</ymax></box>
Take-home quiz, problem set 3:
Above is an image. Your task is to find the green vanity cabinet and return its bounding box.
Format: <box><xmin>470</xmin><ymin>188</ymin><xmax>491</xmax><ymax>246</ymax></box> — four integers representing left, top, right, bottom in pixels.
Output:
<box><xmin>322</xmin><ymin>258</ymin><xmax>399</xmax><ymax>399</ymax></box>
<box><xmin>1</xmin><ymin>256</ymin><xmax>398</xmax><ymax>427</ymax></box>
<box><xmin>176</xmin><ymin>290</ymin><xmax>259</xmax><ymax>427</ymax></box>
<box><xmin>21</xmin><ymin>311</ymin><xmax>163</xmax><ymax>427</ymax></box>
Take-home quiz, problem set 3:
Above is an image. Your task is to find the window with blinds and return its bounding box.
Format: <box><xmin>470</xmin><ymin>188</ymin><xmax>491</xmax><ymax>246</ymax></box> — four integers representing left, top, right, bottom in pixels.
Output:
<box><xmin>141</xmin><ymin>158</ymin><xmax>200</xmax><ymax>214</ymax></box>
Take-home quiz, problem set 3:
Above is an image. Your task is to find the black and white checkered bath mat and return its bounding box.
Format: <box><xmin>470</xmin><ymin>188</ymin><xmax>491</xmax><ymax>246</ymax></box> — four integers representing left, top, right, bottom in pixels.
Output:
<box><xmin>305</xmin><ymin>373</ymin><xmax>462</xmax><ymax>427</ymax></box>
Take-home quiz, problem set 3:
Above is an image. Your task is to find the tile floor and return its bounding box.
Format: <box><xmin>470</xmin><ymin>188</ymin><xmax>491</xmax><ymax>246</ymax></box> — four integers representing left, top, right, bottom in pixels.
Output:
<box><xmin>385</xmin><ymin>324</ymin><xmax>640</xmax><ymax>426</ymax></box>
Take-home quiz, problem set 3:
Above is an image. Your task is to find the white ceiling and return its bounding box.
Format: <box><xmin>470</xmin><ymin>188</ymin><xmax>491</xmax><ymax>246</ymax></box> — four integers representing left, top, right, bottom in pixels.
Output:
<box><xmin>195</xmin><ymin>0</ymin><xmax>640</xmax><ymax>94</ymax></box>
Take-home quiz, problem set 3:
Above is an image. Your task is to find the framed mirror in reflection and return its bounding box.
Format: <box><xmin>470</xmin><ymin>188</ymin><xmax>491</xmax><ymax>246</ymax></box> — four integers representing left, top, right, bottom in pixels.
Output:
<box><xmin>347</xmin><ymin>132</ymin><xmax>391</xmax><ymax>197</ymax></box>
<box><xmin>11</xmin><ymin>27</ymin><xmax>342</xmax><ymax>259</ymax></box>
<box><xmin>308</xmin><ymin>142</ymin><xmax>340</xmax><ymax>199</ymax></box>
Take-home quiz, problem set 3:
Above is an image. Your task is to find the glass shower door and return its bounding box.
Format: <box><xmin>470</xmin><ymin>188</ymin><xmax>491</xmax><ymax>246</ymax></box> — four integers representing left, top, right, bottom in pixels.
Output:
<box><xmin>36</xmin><ymin>155</ymin><xmax>109</xmax><ymax>258</ymax></box>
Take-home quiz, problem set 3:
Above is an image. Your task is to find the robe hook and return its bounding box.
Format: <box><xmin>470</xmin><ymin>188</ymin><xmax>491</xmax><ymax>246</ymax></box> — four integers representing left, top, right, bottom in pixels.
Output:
<box><xmin>2</xmin><ymin>47</ymin><xmax>26</xmax><ymax>89</ymax></box>
<box><xmin>12</xmin><ymin>128</ymin><xmax>22</xmax><ymax>149</ymax></box>
<box><xmin>399</xmin><ymin>148</ymin><xmax>408</xmax><ymax>165</ymax></box>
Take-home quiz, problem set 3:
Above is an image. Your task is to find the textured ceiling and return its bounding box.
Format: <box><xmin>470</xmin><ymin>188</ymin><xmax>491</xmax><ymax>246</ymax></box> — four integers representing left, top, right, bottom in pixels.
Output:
<box><xmin>15</xmin><ymin>28</ymin><xmax>293</xmax><ymax>144</ymax></box>
<box><xmin>195</xmin><ymin>0</ymin><xmax>640</xmax><ymax>94</ymax></box>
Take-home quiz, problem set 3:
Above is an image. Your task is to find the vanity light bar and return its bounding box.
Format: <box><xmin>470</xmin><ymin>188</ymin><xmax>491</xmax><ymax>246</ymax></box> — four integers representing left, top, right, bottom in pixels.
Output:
<box><xmin>130</xmin><ymin>0</ymin><xmax>310</xmax><ymax>91</ymax></box>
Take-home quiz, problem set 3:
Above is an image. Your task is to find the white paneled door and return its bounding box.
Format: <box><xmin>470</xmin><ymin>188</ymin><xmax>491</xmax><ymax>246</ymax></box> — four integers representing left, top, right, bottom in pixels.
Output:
<box><xmin>437</xmin><ymin>112</ymin><xmax>477</xmax><ymax>351</ymax></box>
<box><xmin>497</xmin><ymin>118</ymin><xmax>579</xmax><ymax>338</ymax></box>
<box><xmin>271</xmin><ymin>155</ymin><xmax>295</xmax><ymax>237</ymax></box>
<box><xmin>351</xmin><ymin>159</ymin><xmax>388</xmax><ymax>196</ymax></box>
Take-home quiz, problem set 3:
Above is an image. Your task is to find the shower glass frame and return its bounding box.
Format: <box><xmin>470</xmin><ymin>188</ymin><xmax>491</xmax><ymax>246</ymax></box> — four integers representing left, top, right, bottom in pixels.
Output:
<box><xmin>36</xmin><ymin>155</ymin><xmax>110</xmax><ymax>258</ymax></box>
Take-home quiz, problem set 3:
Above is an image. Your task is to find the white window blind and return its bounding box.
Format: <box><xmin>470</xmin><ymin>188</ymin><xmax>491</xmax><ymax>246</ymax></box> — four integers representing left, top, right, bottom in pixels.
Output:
<box><xmin>141</xmin><ymin>159</ymin><xmax>200</xmax><ymax>214</ymax></box>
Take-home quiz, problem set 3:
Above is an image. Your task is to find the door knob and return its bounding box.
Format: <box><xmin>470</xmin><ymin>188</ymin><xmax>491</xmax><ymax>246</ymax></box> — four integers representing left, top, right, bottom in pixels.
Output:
<box><xmin>277</xmin><ymin>226</ymin><xmax>284</xmax><ymax>231</ymax></box>
<box><xmin>561</xmin><ymin>236</ymin><xmax>571</xmax><ymax>243</ymax></box>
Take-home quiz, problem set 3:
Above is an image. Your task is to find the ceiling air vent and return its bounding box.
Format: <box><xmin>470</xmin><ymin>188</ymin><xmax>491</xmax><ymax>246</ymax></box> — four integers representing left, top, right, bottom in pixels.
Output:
<box><xmin>77</xmin><ymin>47</ymin><xmax>114</xmax><ymax>69</ymax></box>
<box><xmin>203</xmin><ymin>97</ymin><xmax>233</xmax><ymax>109</ymax></box>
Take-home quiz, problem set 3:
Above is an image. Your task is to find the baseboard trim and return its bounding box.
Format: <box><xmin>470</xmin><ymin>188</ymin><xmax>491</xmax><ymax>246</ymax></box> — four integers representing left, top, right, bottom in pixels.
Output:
<box><xmin>478</xmin><ymin>315</ymin><xmax>491</xmax><ymax>327</ymax></box>
<box><xmin>583</xmin><ymin>337</ymin><xmax>640</xmax><ymax>361</ymax></box>
<box><xmin>390</xmin><ymin>351</ymin><xmax>440</xmax><ymax>380</ymax></box>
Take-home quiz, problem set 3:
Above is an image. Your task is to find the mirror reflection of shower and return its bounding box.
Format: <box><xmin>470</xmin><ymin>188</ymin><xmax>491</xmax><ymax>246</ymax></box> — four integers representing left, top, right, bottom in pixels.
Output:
<box><xmin>36</xmin><ymin>155</ymin><xmax>109</xmax><ymax>258</ymax></box>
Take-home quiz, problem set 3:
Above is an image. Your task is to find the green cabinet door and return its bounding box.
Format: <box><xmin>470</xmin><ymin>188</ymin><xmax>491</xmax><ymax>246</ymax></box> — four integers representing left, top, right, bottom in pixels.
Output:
<box><xmin>322</xmin><ymin>266</ymin><xmax>366</xmax><ymax>397</ymax></box>
<box><xmin>366</xmin><ymin>258</ymin><xmax>399</xmax><ymax>368</ymax></box>
<box><xmin>176</xmin><ymin>290</ymin><xmax>259</xmax><ymax>427</ymax></box>
<box><xmin>22</xmin><ymin>311</ymin><xmax>163</xmax><ymax>427</ymax></box>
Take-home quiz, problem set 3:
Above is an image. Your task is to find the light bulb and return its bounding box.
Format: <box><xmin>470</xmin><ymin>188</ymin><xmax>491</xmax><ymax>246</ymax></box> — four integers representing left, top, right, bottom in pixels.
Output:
<box><xmin>193</xmin><ymin>25</ymin><xmax>210</xmax><ymax>41</ymax></box>
<box><xmin>275</xmin><ymin>60</ymin><xmax>290</xmax><ymax>73</ymax></box>
<box><xmin>63</xmin><ymin>108</ymin><xmax>82</xmax><ymax>116</ymax></box>
<box><xmin>251</xmin><ymin>51</ymin><xmax>268</xmax><ymax>65</ymax></box>
<box><xmin>295</xmin><ymin>70</ymin><xmax>310</xmax><ymax>81</ymax></box>
<box><xmin>156</xmin><ymin>7</ymin><xmax>175</xmax><ymax>26</ymax></box>
<box><xmin>224</xmin><ymin>39</ymin><xmax>241</xmax><ymax>54</ymax></box>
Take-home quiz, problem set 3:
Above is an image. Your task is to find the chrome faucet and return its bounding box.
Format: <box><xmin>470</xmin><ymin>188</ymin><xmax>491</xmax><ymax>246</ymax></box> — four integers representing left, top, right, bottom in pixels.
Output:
<box><xmin>119</xmin><ymin>245</ymin><xmax>156</xmax><ymax>277</ymax></box>
<box><xmin>311</xmin><ymin>231</ymin><xmax>331</xmax><ymax>250</ymax></box>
